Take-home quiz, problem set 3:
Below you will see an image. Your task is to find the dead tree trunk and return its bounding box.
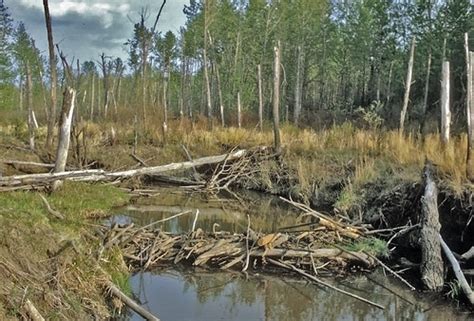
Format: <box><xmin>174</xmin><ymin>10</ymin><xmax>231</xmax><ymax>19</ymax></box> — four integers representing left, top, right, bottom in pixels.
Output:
<box><xmin>420</xmin><ymin>161</ymin><xmax>444</xmax><ymax>291</ymax></box>
<box><xmin>258</xmin><ymin>64</ymin><xmax>263</xmax><ymax>132</ymax></box>
<box><xmin>53</xmin><ymin>87</ymin><xmax>77</xmax><ymax>189</ymax></box>
<box><xmin>42</xmin><ymin>0</ymin><xmax>57</xmax><ymax>149</ymax></box>
<box><xmin>385</xmin><ymin>61</ymin><xmax>394</xmax><ymax>106</ymax></box>
<box><xmin>237</xmin><ymin>92</ymin><xmax>242</xmax><ymax>129</ymax></box>
<box><xmin>400</xmin><ymin>38</ymin><xmax>415</xmax><ymax>134</ymax></box>
<box><xmin>465</xmin><ymin>34</ymin><xmax>470</xmax><ymax>130</ymax></box>
<box><xmin>26</xmin><ymin>62</ymin><xmax>35</xmax><ymax>151</ymax></box>
<box><xmin>273</xmin><ymin>41</ymin><xmax>282</xmax><ymax>154</ymax></box>
<box><xmin>293</xmin><ymin>45</ymin><xmax>303</xmax><ymax>125</ymax></box>
<box><xmin>440</xmin><ymin>61</ymin><xmax>451</xmax><ymax>146</ymax></box>
<box><xmin>467</xmin><ymin>52</ymin><xmax>474</xmax><ymax>181</ymax></box>
<box><xmin>90</xmin><ymin>73</ymin><xmax>95</xmax><ymax>121</ymax></box>
<box><xmin>421</xmin><ymin>52</ymin><xmax>432</xmax><ymax>134</ymax></box>
<box><xmin>215</xmin><ymin>63</ymin><xmax>225</xmax><ymax>127</ymax></box>
<box><xmin>203</xmin><ymin>0</ymin><xmax>212</xmax><ymax>129</ymax></box>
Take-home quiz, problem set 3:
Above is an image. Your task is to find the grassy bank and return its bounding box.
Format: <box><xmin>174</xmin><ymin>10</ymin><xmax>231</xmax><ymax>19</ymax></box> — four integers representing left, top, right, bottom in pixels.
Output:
<box><xmin>0</xmin><ymin>182</ymin><xmax>129</xmax><ymax>320</ymax></box>
<box><xmin>1</xmin><ymin>119</ymin><xmax>473</xmax><ymax>317</ymax></box>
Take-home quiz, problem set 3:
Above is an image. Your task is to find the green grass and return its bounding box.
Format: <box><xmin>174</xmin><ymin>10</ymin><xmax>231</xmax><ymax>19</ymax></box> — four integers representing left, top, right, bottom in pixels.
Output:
<box><xmin>344</xmin><ymin>237</ymin><xmax>389</xmax><ymax>258</ymax></box>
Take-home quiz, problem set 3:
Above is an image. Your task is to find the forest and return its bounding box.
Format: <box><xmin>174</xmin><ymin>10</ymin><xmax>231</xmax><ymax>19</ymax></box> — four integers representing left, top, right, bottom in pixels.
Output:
<box><xmin>0</xmin><ymin>0</ymin><xmax>474</xmax><ymax>320</ymax></box>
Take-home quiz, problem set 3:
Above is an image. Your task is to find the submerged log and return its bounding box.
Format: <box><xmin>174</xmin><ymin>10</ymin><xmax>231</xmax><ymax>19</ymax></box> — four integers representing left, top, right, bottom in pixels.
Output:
<box><xmin>0</xmin><ymin>149</ymin><xmax>248</xmax><ymax>189</ymax></box>
<box><xmin>420</xmin><ymin>161</ymin><xmax>444</xmax><ymax>291</ymax></box>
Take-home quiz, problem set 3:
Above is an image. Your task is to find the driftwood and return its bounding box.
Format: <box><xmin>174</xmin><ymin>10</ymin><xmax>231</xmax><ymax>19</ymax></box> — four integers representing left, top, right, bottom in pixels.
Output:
<box><xmin>0</xmin><ymin>149</ymin><xmax>248</xmax><ymax>190</ymax></box>
<box><xmin>439</xmin><ymin>235</ymin><xmax>474</xmax><ymax>306</ymax></box>
<box><xmin>461</xmin><ymin>246</ymin><xmax>474</xmax><ymax>261</ymax></box>
<box><xmin>106</xmin><ymin>280</ymin><xmax>160</xmax><ymax>321</ymax></box>
<box><xmin>420</xmin><ymin>161</ymin><xmax>444</xmax><ymax>291</ymax></box>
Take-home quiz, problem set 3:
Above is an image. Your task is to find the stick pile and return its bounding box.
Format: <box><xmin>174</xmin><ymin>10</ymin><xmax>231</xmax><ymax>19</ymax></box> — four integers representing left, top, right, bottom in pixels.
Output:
<box><xmin>101</xmin><ymin>218</ymin><xmax>375</xmax><ymax>274</ymax></box>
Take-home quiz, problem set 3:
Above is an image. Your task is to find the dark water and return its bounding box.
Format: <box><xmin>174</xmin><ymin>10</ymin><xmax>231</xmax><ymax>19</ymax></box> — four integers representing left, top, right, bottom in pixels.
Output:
<box><xmin>110</xmin><ymin>187</ymin><xmax>300</xmax><ymax>234</ymax></box>
<box><xmin>113</xmin><ymin>187</ymin><xmax>472</xmax><ymax>321</ymax></box>
<box><xmin>120</xmin><ymin>269</ymin><xmax>471</xmax><ymax>321</ymax></box>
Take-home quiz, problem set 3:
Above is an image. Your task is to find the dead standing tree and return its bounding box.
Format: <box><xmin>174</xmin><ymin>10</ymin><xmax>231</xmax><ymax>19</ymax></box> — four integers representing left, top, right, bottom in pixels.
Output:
<box><xmin>273</xmin><ymin>41</ymin><xmax>282</xmax><ymax>154</ymax></box>
<box><xmin>440</xmin><ymin>61</ymin><xmax>451</xmax><ymax>146</ymax></box>
<box><xmin>400</xmin><ymin>38</ymin><xmax>415</xmax><ymax>134</ymax></box>
<box><xmin>466</xmin><ymin>49</ymin><xmax>474</xmax><ymax>181</ymax></box>
<box><xmin>52</xmin><ymin>52</ymin><xmax>76</xmax><ymax>190</ymax></box>
<box><xmin>42</xmin><ymin>0</ymin><xmax>57</xmax><ymax>149</ymax></box>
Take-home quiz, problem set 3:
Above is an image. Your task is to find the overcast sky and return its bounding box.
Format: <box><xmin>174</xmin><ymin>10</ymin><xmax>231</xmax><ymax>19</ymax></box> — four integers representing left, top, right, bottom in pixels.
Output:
<box><xmin>6</xmin><ymin>0</ymin><xmax>188</xmax><ymax>63</ymax></box>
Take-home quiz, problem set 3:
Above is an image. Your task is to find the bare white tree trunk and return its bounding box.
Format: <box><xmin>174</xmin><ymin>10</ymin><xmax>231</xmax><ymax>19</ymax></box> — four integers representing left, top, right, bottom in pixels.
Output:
<box><xmin>203</xmin><ymin>0</ymin><xmax>212</xmax><ymax>128</ymax></box>
<box><xmin>293</xmin><ymin>45</ymin><xmax>303</xmax><ymax>125</ymax></box>
<box><xmin>420</xmin><ymin>52</ymin><xmax>432</xmax><ymax>135</ymax></box>
<box><xmin>440</xmin><ymin>61</ymin><xmax>451</xmax><ymax>145</ymax></box>
<box><xmin>26</xmin><ymin>62</ymin><xmax>35</xmax><ymax>151</ymax></box>
<box><xmin>90</xmin><ymin>73</ymin><xmax>95</xmax><ymax>121</ymax></box>
<box><xmin>258</xmin><ymin>64</ymin><xmax>263</xmax><ymax>132</ymax></box>
<box><xmin>237</xmin><ymin>92</ymin><xmax>242</xmax><ymax>129</ymax></box>
<box><xmin>400</xmin><ymin>38</ymin><xmax>415</xmax><ymax>134</ymax></box>
<box><xmin>54</xmin><ymin>87</ymin><xmax>76</xmax><ymax>179</ymax></box>
<box><xmin>273</xmin><ymin>41</ymin><xmax>282</xmax><ymax>154</ymax></box>
<box><xmin>467</xmin><ymin>52</ymin><xmax>474</xmax><ymax>181</ymax></box>
<box><xmin>466</xmin><ymin>34</ymin><xmax>471</xmax><ymax>132</ymax></box>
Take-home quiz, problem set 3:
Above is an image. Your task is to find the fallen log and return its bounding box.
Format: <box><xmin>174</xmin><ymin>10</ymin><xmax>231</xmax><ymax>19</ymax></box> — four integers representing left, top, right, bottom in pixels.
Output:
<box><xmin>1</xmin><ymin>159</ymin><xmax>55</xmax><ymax>168</ymax></box>
<box><xmin>106</xmin><ymin>280</ymin><xmax>160</xmax><ymax>321</ymax></box>
<box><xmin>439</xmin><ymin>234</ymin><xmax>474</xmax><ymax>306</ymax></box>
<box><xmin>0</xmin><ymin>149</ymin><xmax>247</xmax><ymax>188</ymax></box>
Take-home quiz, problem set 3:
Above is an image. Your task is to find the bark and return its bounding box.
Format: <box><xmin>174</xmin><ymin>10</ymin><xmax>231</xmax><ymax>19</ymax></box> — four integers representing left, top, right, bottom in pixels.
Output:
<box><xmin>440</xmin><ymin>61</ymin><xmax>451</xmax><ymax>145</ymax></box>
<box><xmin>273</xmin><ymin>42</ymin><xmax>282</xmax><ymax>154</ymax></box>
<box><xmin>42</xmin><ymin>0</ymin><xmax>57</xmax><ymax>149</ymax></box>
<box><xmin>400</xmin><ymin>38</ymin><xmax>415</xmax><ymax>134</ymax></box>
<box><xmin>385</xmin><ymin>61</ymin><xmax>394</xmax><ymax>106</ymax></box>
<box><xmin>54</xmin><ymin>87</ymin><xmax>76</xmax><ymax>175</ymax></box>
<box><xmin>258</xmin><ymin>64</ymin><xmax>263</xmax><ymax>132</ymax></box>
<box><xmin>420</xmin><ymin>161</ymin><xmax>444</xmax><ymax>291</ymax></box>
<box><xmin>468</xmin><ymin>52</ymin><xmax>474</xmax><ymax>181</ymax></box>
<box><xmin>26</xmin><ymin>62</ymin><xmax>35</xmax><ymax>151</ymax></box>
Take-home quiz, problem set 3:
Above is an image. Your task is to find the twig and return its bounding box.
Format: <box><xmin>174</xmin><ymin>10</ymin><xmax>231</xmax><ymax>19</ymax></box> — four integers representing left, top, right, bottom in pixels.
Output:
<box><xmin>191</xmin><ymin>209</ymin><xmax>200</xmax><ymax>232</ymax></box>
<box><xmin>130</xmin><ymin>153</ymin><xmax>148</xmax><ymax>167</ymax></box>
<box><xmin>267</xmin><ymin>258</ymin><xmax>385</xmax><ymax>310</ymax></box>
<box><xmin>38</xmin><ymin>194</ymin><xmax>64</xmax><ymax>219</ymax></box>
<box><xmin>365</xmin><ymin>252</ymin><xmax>416</xmax><ymax>291</ymax></box>
<box><xmin>106</xmin><ymin>280</ymin><xmax>160</xmax><ymax>321</ymax></box>
<box><xmin>242</xmin><ymin>215</ymin><xmax>251</xmax><ymax>272</ymax></box>
<box><xmin>141</xmin><ymin>210</ymin><xmax>192</xmax><ymax>231</ymax></box>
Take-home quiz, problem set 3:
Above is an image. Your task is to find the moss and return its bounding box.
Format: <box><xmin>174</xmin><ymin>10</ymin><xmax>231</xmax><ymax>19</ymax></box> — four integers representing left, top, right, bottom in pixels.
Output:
<box><xmin>344</xmin><ymin>237</ymin><xmax>389</xmax><ymax>258</ymax></box>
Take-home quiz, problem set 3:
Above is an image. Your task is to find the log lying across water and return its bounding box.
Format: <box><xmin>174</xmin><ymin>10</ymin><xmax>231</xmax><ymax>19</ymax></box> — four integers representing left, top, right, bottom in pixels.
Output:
<box><xmin>0</xmin><ymin>149</ymin><xmax>248</xmax><ymax>189</ymax></box>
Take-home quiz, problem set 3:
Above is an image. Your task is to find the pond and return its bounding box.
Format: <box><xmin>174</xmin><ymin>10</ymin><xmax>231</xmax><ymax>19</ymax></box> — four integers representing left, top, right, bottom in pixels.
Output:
<box><xmin>110</xmin><ymin>187</ymin><xmax>471</xmax><ymax>321</ymax></box>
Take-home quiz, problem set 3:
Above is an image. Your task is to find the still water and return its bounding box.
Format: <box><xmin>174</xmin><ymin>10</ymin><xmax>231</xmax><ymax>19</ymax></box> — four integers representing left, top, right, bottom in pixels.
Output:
<box><xmin>112</xmin><ymin>187</ymin><xmax>472</xmax><ymax>321</ymax></box>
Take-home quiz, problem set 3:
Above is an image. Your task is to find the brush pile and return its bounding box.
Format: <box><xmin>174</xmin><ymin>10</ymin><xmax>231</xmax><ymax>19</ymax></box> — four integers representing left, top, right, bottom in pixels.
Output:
<box><xmin>100</xmin><ymin>205</ymin><xmax>377</xmax><ymax>275</ymax></box>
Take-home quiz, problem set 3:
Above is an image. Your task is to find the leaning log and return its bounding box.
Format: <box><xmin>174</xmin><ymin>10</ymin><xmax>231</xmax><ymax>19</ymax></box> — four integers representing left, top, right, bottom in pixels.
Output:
<box><xmin>439</xmin><ymin>235</ymin><xmax>474</xmax><ymax>306</ymax></box>
<box><xmin>0</xmin><ymin>150</ymin><xmax>247</xmax><ymax>188</ymax></box>
<box><xmin>420</xmin><ymin>161</ymin><xmax>444</xmax><ymax>291</ymax></box>
<box><xmin>106</xmin><ymin>280</ymin><xmax>160</xmax><ymax>321</ymax></box>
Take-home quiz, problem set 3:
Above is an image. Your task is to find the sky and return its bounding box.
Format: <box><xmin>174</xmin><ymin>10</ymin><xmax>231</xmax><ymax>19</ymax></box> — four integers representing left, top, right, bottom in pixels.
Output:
<box><xmin>6</xmin><ymin>0</ymin><xmax>188</xmax><ymax>63</ymax></box>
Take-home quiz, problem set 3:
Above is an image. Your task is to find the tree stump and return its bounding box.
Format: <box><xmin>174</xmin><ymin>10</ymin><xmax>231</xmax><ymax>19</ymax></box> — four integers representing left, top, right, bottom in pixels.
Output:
<box><xmin>420</xmin><ymin>160</ymin><xmax>444</xmax><ymax>291</ymax></box>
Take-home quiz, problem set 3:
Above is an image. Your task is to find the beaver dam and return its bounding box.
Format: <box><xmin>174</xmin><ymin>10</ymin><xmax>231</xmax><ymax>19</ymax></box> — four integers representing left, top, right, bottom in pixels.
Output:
<box><xmin>104</xmin><ymin>187</ymin><xmax>472</xmax><ymax>321</ymax></box>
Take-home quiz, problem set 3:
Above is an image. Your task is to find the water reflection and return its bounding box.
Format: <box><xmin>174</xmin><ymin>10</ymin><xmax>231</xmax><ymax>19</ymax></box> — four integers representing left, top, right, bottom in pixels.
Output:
<box><xmin>111</xmin><ymin>188</ymin><xmax>300</xmax><ymax>234</ymax></box>
<box><xmin>122</xmin><ymin>269</ymin><xmax>471</xmax><ymax>321</ymax></box>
